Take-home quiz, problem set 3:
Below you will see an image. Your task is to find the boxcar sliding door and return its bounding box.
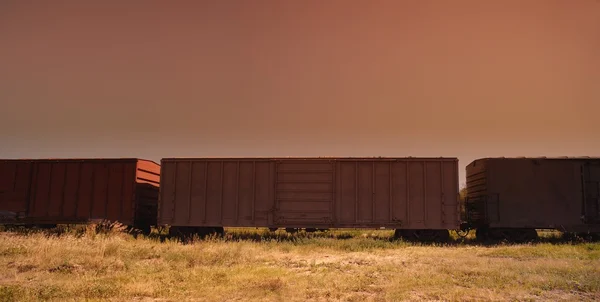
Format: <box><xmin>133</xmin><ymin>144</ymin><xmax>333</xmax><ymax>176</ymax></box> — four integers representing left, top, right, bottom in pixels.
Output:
<box><xmin>273</xmin><ymin>159</ymin><xmax>335</xmax><ymax>226</ymax></box>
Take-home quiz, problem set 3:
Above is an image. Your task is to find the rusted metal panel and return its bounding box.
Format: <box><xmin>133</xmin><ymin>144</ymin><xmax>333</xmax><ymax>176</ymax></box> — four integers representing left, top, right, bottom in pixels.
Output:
<box><xmin>158</xmin><ymin>159</ymin><xmax>273</xmax><ymax>227</ymax></box>
<box><xmin>0</xmin><ymin>158</ymin><xmax>160</xmax><ymax>227</ymax></box>
<box><xmin>159</xmin><ymin>157</ymin><xmax>460</xmax><ymax>230</ymax></box>
<box><xmin>0</xmin><ymin>161</ymin><xmax>33</xmax><ymax>217</ymax></box>
<box><xmin>335</xmin><ymin>159</ymin><xmax>458</xmax><ymax>229</ymax></box>
<box><xmin>466</xmin><ymin>157</ymin><xmax>600</xmax><ymax>232</ymax></box>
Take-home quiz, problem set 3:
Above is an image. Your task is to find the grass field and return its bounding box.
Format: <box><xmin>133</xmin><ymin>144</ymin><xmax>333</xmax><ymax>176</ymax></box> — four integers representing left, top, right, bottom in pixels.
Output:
<box><xmin>0</xmin><ymin>226</ymin><xmax>599</xmax><ymax>302</ymax></box>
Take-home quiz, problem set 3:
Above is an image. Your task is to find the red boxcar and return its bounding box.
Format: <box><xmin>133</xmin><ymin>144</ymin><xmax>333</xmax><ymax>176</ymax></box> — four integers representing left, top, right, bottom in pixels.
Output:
<box><xmin>158</xmin><ymin>157</ymin><xmax>460</xmax><ymax>240</ymax></box>
<box><xmin>465</xmin><ymin>157</ymin><xmax>600</xmax><ymax>241</ymax></box>
<box><xmin>0</xmin><ymin>158</ymin><xmax>160</xmax><ymax>231</ymax></box>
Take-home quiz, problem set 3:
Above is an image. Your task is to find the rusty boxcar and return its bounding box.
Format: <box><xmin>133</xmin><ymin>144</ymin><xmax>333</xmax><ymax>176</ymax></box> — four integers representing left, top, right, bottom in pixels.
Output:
<box><xmin>158</xmin><ymin>157</ymin><xmax>460</xmax><ymax>240</ymax></box>
<box><xmin>465</xmin><ymin>157</ymin><xmax>600</xmax><ymax>241</ymax></box>
<box><xmin>0</xmin><ymin>158</ymin><xmax>160</xmax><ymax>232</ymax></box>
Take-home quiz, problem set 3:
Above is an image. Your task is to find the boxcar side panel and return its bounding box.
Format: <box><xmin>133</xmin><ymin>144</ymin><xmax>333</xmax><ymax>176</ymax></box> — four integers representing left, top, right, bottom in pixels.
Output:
<box><xmin>442</xmin><ymin>160</ymin><xmax>459</xmax><ymax>228</ymax></box>
<box><xmin>159</xmin><ymin>159</ymin><xmax>274</xmax><ymax>227</ymax></box>
<box><xmin>467</xmin><ymin>158</ymin><xmax>600</xmax><ymax>232</ymax></box>
<box><xmin>75</xmin><ymin>163</ymin><xmax>95</xmax><ymax>220</ymax></box>
<box><xmin>487</xmin><ymin>159</ymin><xmax>583</xmax><ymax>229</ymax></box>
<box><xmin>335</xmin><ymin>158</ymin><xmax>459</xmax><ymax>229</ymax></box>
<box><xmin>373</xmin><ymin>161</ymin><xmax>391</xmax><ymax>223</ymax></box>
<box><xmin>159</xmin><ymin>157</ymin><xmax>460</xmax><ymax>230</ymax></box>
<box><xmin>0</xmin><ymin>161</ymin><xmax>33</xmax><ymax>217</ymax></box>
<box><xmin>25</xmin><ymin>160</ymin><xmax>140</xmax><ymax>225</ymax></box>
<box><xmin>584</xmin><ymin>162</ymin><xmax>600</xmax><ymax>224</ymax></box>
<box><xmin>408</xmin><ymin>161</ymin><xmax>426</xmax><ymax>227</ymax></box>
<box><xmin>390</xmin><ymin>161</ymin><xmax>408</xmax><ymax>225</ymax></box>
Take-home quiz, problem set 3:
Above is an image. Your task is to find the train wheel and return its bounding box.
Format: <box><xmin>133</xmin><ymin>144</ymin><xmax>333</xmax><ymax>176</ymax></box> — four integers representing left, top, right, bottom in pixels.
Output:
<box><xmin>268</xmin><ymin>228</ymin><xmax>278</xmax><ymax>232</ymax></box>
<box><xmin>285</xmin><ymin>228</ymin><xmax>298</xmax><ymax>234</ymax></box>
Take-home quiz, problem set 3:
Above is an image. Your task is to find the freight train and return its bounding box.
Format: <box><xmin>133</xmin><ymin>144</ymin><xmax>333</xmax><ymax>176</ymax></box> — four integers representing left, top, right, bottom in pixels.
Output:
<box><xmin>1</xmin><ymin>156</ymin><xmax>598</xmax><ymax>242</ymax></box>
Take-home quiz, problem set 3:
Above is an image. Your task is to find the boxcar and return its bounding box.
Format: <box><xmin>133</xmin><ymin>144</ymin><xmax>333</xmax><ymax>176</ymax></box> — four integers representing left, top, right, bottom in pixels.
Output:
<box><xmin>465</xmin><ymin>157</ymin><xmax>600</xmax><ymax>241</ymax></box>
<box><xmin>158</xmin><ymin>157</ymin><xmax>460</xmax><ymax>240</ymax></box>
<box><xmin>0</xmin><ymin>158</ymin><xmax>160</xmax><ymax>232</ymax></box>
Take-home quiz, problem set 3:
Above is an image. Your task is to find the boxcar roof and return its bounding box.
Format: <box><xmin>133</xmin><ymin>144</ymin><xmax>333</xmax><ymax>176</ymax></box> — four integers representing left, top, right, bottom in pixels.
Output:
<box><xmin>469</xmin><ymin>156</ymin><xmax>600</xmax><ymax>165</ymax></box>
<box><xmin>0</xmin><ymin>158</ymin><xmax>160</xmax><ymax>166</ymax></box>
<box><xmin>161</xmin><ymin>156</ymin><xmax>459</xmax><ymax>161</ymax></box>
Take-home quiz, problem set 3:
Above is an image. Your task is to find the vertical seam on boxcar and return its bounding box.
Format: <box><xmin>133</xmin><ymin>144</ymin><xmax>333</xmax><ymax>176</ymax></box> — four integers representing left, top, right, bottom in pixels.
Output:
<box><xmin>332</xmin><ymin>160</ymin><xmax>336</xmax><ymax>225</ymax></box>
<box><xmin>104</xmin><ymin>163</ymin><xmax>110</xmax><ymax>220</ymax></box>
<box><xmin>171</xmin><ymin>162</ymin><xmax>178</xmax><ymax>225</ymax></box>
<box><xmin>581</xmin><ymin>165</ymin><xmax>587</xmax><ymax>221</ymax></box>
<box><xmin>25</xmin><ymin>162</ymin><xmax>36</xmax><ymax>218</ymax></box>
<box><xmin>118</xmin><ymin>163</ymin><xmax>125</xmax><ymax>224</ymax></box>
<box><xmin>46</xmin><ymin>162</ymin><xmax>53</xmax><ymax>217</ymax></box>
<box><xmin>73</xmin><ymin>163</ymin><xmax>82</xmax><ymax>220</ymax></box>
<box><xmin>251</xmin><ymin>161</ymin><xmax>256</xmax><ymax>224</ymax></box>
<box><xmin>89</xmin><ymin>164</ymin><xmax>96</xmax><ymax>219</ymax></box>
<box><xmin>60</xmin><ymin>162</ymin><xmax>68</xmax><ymax>218</ymax></box>
<box><xmin>12</xmin><ymin>162</ymin><xmax>18</xmax><ymax>192</ymax></box>
<box><xmin>354</xmin><ymin>161</ymin><xmax>358</xmax><ymax>223</ymax></box>
<box><xmin>188</xmin><ymin>161</ymin><xmax>193</xmax><ymax>225</ymax></box>
<box><xmin>423</xmin><ymin>161</ymin><xmax>427</xmax><ymax>227</ymax></box>
<box><xmin>372</xmin><ymin>161</ymin><xmax>375</xmax><ymax>223</ymax></box>
<box><xmin>338</xmin><ymin>162</ymin><xmax>343</xmax><ymax>225</ymax></box>
<box><xmin>389</xmin><ymin>161</ymin><xmax>393</xmax><ymax>223</ymax></box>
<box><xmin>156</xmin><ymin>162</ymin><xmax>161</xmax><ymax>226</ymax></box>
<box><xmin>406</xmin><ymin>162</ymin><xmax>410</xmax><ymax>225</ymax></box>
<box><xmin>236</xmin><ymin>161</ymin><xmax>240</xmax><ymax>224</ymax></box>
<box><xmin>440</xmin><ymin>161</ymin><xmax>445</xmax><ymax>225</ymax></box>
<box><xmin>272</xmin><ymin>160</ymin><xmax>276</xmax><ymax>226</ymax></box>
<box><xmin>203</xmin><ymin>161</ymin><xmax>208</xmax><ymax>224</ymax></box>
<box><xmin>220</xmin><ymin>161</ymin><xmax>224</xmax><ymax>225</ymax></box>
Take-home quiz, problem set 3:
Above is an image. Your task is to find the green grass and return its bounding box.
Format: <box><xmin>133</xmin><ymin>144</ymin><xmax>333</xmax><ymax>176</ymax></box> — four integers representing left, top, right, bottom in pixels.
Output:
<box><xmin>0</xmin><ymin>226</ymin><xmax>599</xmax><ymax>301</ymax></box>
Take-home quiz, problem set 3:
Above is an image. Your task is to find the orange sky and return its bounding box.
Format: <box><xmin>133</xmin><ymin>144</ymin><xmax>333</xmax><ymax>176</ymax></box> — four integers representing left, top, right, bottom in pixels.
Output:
<box><xmin>0</xmin><ymin>0</ymin><xmax>599</xmax><ymax>184</ymax></box>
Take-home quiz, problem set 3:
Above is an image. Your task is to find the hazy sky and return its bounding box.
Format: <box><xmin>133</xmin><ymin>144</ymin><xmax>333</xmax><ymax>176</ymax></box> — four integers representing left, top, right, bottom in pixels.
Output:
<box><xmin>1</xmin><ymin>0</ymin><xmax>599</xmax><ymax>184</ymax></box>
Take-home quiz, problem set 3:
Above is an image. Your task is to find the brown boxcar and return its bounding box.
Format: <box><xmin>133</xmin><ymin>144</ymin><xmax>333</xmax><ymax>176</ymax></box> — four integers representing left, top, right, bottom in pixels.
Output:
<box><xmin>158</xmin><ymin>157</ymin><xmax>460</xmax><ymax>240</ymax></box>
<box><xmin>0</xmin><ymin>158</ymin><xmax>160</xmax><ymax>231</ymax></box>
<box><xmin>465</xmin><ymin>157</ymin><xmax>600</xmax><ymax>240</ymax></box>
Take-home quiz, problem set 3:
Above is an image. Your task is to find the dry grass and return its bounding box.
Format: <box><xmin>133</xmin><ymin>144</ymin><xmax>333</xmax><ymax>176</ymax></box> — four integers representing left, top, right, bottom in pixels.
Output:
<box><xmin>0</xmin><ymin>226</ymin><xmax>599</xmax><ymax>301</ymax></box>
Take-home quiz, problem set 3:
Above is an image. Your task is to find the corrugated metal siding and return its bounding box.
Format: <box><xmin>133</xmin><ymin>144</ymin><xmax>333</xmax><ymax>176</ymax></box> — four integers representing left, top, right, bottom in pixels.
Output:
<box><xmin>466</xmin><ymin>157</ymin><xmax>600</xmax><ymax>232</ymax></box>
<box><xmin>26</xmin><ymin>160</ymin><xmax>139</xmax><ymax>224</ymax></box>
<box><xmin>0</xmin><ymin>159</ymin><xmax>160</xmax><ymax>226</ymax></box>
<box><xmin>466</xmin><ymin>160</ymin><xmax>487</xmax><ymax>200</ymax></box>
<box><xmin>136</xmin><ymin>160</ymin><xmax>161</xmax><ymax>186</ymax></box>
<box><xmin>0</xmin><ymin>161</ymin><xmax>33</xmax><ymax>214</ymax></box>
<box><xmin>159</xmin><ymin>157</ymin><xmax>460</xmax><ymax>229</ymax></box>
<box><xmin>336</xmin><ymin>159</ymin><xmax>458</xmax><ymax>228</ymax></box>
<box><xmin>158</xmin><ymin>159</ymin><xmax>273</xmax><ymax>227</ymax></box>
